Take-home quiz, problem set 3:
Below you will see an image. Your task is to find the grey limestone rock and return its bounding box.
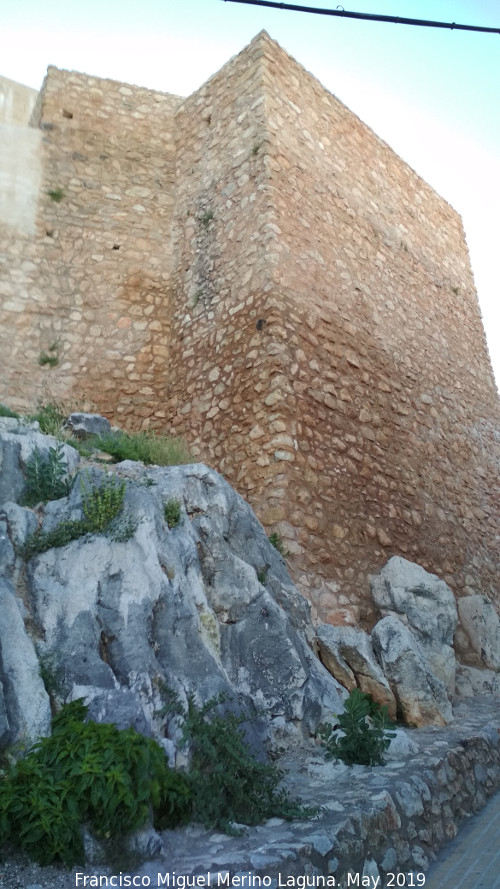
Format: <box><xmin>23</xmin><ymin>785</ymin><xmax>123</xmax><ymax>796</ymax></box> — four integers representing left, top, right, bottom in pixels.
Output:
<box><xmin>0</xmin><ymin>577</ymin><xmax>51</xmax><ymax>745</ymax></box>
<box><xmin>456</xmin><ymin>595</ymin><xmax>500</xmax><ymax>671</ymax></box>
<box><xmin>372</xmin><ymin>615</ymin><xmax>453</xmax><ymax>727</ymax></box>
<box><xmin>64</xmin><ymin>412</ymin><xmax>112</xmax><ymax>439</ymax></box>
<box><xmin>371</xmin><ymin>556</ymin><xmax>457</xmax><ymax>695</ymax></box>
<box><xmin>0</xmin><ymin>424</ymin><xmax>345</xmax><ymax>756</ymax></box>
<box><xmin>455</xmin><ymin>663</ymin><xmax>500</xmax><ymax>697</ymax></box>
<box><xmin>385</xmin><ymin>728</ymin><xmax>419</xmax><ymax>759</ymax></box>
<box><xmin>316</xmin><ymin>623</ymin><xmax>396</xmax><ymax>718</ymax></box>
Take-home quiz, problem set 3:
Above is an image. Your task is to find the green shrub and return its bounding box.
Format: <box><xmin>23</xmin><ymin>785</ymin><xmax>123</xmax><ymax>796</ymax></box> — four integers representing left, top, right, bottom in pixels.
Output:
<box><xmin>29</xmin><ymin>401</ymin><xmax>66</xmax><ymax>436</ymax></box>
<box><xmin>318</xmin><ymin>688</ymin><xmax>396</xmax><ymax>767</ymax></box>
<box><xmin>93</xmin><ymin>430</ymin><xmax>191</xmax><ymax>466</ymax></box>
<box><xmin>0</xmin><ymin>700</ymin><xmax>192</xmax><ymax>866</ymax></box>
<box><xmin>22</xmin><ymin>443</ymin><xmax>72</xmax><ymax>506</ymax></box>
<box><xmin>81</xmin><ymin>473</ymin><xmax>125</xmax><ymax>532</ymax></box>
<box><xmin>179</xmin><ymin>694</ymin><xmax>309</xmax><ymax>833</ymax></box>
<box><xmin>19</xmin><ymin>474</ymin><xmax>129</xmax><ymax>559</ymax></box>
<box><xmin>164</xmin><ymin>499</ymin><xmax>181</xmax><ymax>529</ymax></box>
<box><xmin>0</xmin><ymin>404</ymin><xmax>19</xmax><ymax>418</ymax></box>
<box><xmin>19</xmin><ymin>518</ymin><xmax>90</xmax><ymax>560</ymax></box>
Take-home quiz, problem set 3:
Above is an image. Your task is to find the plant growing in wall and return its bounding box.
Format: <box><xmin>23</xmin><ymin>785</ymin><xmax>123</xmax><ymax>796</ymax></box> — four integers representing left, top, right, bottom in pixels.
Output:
<box><xmin>38</xmin><ymin>342</ymin><xmax>59</xmax><ymax>367</ymax></box>
<box><xmin>47</xmin><ymin>187</ymin><xmax>64</xmax><ymax>202</ymax></box>
<box><xmin>268</xmin><ymin>531</ymin><xmax>288</xmax><ymax>556</ymax></box>
<box><xmin>199</xmin><ymin>209</ymin><xmax>214</xmax><ymax>227</ymax></box>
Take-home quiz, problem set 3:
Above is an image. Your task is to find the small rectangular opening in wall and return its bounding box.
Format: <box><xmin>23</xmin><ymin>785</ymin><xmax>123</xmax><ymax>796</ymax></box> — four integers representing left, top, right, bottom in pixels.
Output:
<box><xmin>62</xmin><ymin>109</ymin><xmax>73</xmax><ymax>119</ymax></box>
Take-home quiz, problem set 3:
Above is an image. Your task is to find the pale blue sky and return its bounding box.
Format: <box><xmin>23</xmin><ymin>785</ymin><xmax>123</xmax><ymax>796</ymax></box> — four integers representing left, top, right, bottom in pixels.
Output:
<box><xmin>2</xmin><ymin>0</ymin><xmax>499</xmax><ymax>384</ymax></box>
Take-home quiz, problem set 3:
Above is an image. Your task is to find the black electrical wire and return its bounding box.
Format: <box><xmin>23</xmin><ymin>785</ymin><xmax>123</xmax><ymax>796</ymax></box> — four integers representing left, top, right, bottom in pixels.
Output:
<box><xmin>221</xmin><ymin>0</ymin><xmax>500</xmax><ymax>34</ymax></box>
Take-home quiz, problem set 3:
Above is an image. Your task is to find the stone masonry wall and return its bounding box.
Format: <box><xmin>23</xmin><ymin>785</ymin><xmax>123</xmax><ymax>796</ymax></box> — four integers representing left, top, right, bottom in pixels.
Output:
<box><xmin>248</xmin><ymin>35</ymin><xmax>500</xmax><ymax>623</ymax></box>
<box><xmin>165</xmin><ymin>33</ymin><xmax>302</xmax><ymax>531</ymax></box>
<box><xmin>0</xmin><ymin>69</ymin><xmax>182</xmax><ymax>422</ymax></box>
<box><xmin>0</xmin><ymin>33</ymin><xmax>499</xmax><ymax>625</ymax></box>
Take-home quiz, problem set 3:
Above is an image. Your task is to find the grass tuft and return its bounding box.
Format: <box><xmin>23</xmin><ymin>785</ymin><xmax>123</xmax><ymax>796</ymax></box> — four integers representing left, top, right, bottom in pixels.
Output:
<box><xmin>93</xmin><ymin>430</ymin><xmax>191</xmax><ymax>466</ymax></box>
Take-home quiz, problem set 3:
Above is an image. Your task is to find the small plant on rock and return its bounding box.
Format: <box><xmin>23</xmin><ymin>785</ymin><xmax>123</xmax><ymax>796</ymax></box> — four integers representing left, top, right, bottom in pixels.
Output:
<box><xmin>19</xmin><ymin>518</ymin><xmax>90</xmax><ymax>560</ymax></box>
<box><xmin>80</xmin><ymin>473</ymin><xmax>125</xmax><ymax>532</ymax></box>
<box><xmin>29</xmin><ymin>401</ymin><xmax>66</xmax><ymax>436</ymax></box>
<box><xmin>19</xmin><ymin>474</ymin><xmax>129</xmax><ymax>559</ymax></box>
<box><xmin>164</xmin><ymin>499</ymin><xmax>181</xmax><ymax>529</ymax></box>
<box><xmin>22</xmin><ymin>443</ymin><xmax>72</xmax><ymax>506</ymax></box>
<box><xmin>318</xmin><ymin>688</ymin><xmax>396</xmax><ymax>767</ymax></box>
<box><xmin>268</xmin><ymin>531</ymin><xmax>288</xmax><ymax>556</ymax></box>
<box><xmin>0</xmin><ymin>403</ymin><xmax>19</xmax><ymax>418</ymax></box>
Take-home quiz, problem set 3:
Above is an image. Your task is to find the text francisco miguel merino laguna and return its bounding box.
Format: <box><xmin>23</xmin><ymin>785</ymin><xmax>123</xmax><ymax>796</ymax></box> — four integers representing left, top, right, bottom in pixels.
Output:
<box><xmin>75</xmin><ymin>872</ymin><xmax>425</xmax><ymax>887</ymax></box>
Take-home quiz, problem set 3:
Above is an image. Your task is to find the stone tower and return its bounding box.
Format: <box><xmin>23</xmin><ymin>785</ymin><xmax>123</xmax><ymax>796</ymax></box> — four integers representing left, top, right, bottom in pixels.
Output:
<box><xmin>1</xmin><ymin>32</ymin><xmax>499</xmax><ymax>623</ymax></box>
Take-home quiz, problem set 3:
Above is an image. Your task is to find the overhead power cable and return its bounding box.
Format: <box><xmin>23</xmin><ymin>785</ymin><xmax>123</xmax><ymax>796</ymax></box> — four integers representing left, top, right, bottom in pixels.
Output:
<box><xmin>221</xmin><ymin>0</ymin><xmax>500</xmax><ymax>35</ymax></box>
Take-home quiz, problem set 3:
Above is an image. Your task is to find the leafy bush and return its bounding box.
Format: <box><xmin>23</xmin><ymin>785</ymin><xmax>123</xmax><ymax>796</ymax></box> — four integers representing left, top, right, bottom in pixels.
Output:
<box><xmin>0</xmin><ymin>700</ymin><xmax>192</xmax><ymax>866</ymax></box>
<box><xmin>22</xmin><ymin>443</ymin><xmax>72</xmax><ymax>506</ymax></box>
<box><xmin>19</xmin><ymin>474</ymin><xmax>129</xmax><ymax>559</ymax></box>
<box><xmin>318</xmin><ymin>688</ymin><xmax>396</xmax><ymax>767</ymax></box>
<box><xmin>29</xmin><ymin>401</ymin><xmax>66</xmax><ymax>436</ymax></box>
<box><xmin>178</xmin><ymin>694</ymin><xmax>308</xmax><ymax>833</ymax></box>
<box><xmin>164</xmin><ymin>499</ymin><xmax>181</xmax><ymax>529</ymax></box>
<box><xmin>93</xmin><ymin>430</ymin><xmax>191</xmax><ymax>466</ymax></box>
<box><xmin>0</xmin><ymin>404</ymin><xmax>19</xmax><ymax>418</ymax></box>
<box><xmin>19</xmin><ymin>519</ymin><xmax>90</xmax><ymax>560</ymax></box>
<box><xmin>81</xmin><ymin>473</ymin><xmax>125</xmax><ymax>532</ymax></box>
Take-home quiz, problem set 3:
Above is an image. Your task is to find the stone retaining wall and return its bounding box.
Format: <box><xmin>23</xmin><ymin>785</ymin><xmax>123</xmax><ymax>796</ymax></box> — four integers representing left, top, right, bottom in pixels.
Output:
<box><xmin>136</xmin><ymin>697</ymin><xmax>500</xmax><ymax>885</ymax></box>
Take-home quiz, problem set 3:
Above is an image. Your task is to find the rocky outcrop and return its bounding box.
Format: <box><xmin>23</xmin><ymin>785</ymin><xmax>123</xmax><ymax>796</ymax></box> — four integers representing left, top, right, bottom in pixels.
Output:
<box><xmin>371</xmin><ymin>556</ymin><xmax>458</xmax><ymax>695</ymax></box>
<box><xmin>316</xmin><ymin>557</ymin><xmax>500</xmax><ymax>728</ymax></box>
<box><xmin>0</xmin><ymin>577</ymin><xmax>51</xmax><ymax>745</ymax></box>
<box><xmin>371</xmin><ymin>616</ymin><xmax>453</xmax><ymax>727</ymax></box>
<box><xmin>316</xmin><ymin>623</ymin><xmax>397</xmax><ymax>718</ymax></box>
<box><xmin>63</xmin><ymin>412</ymin><xmax>112</xmax><ymax>439</ymax></box>
<box><xmin>455</xmin><ymin>664</ymin><xmax>500</xmax><ymax>697</ymax></box>
<box><xmin>455</xmin><ymin>594</ymin><xmax>500</xmax><ymax>671</ymax></box>
<box><xmin>0</xmin><ymin>419</ymin><xmax>345</xmax><ymax>753</ymax></box>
